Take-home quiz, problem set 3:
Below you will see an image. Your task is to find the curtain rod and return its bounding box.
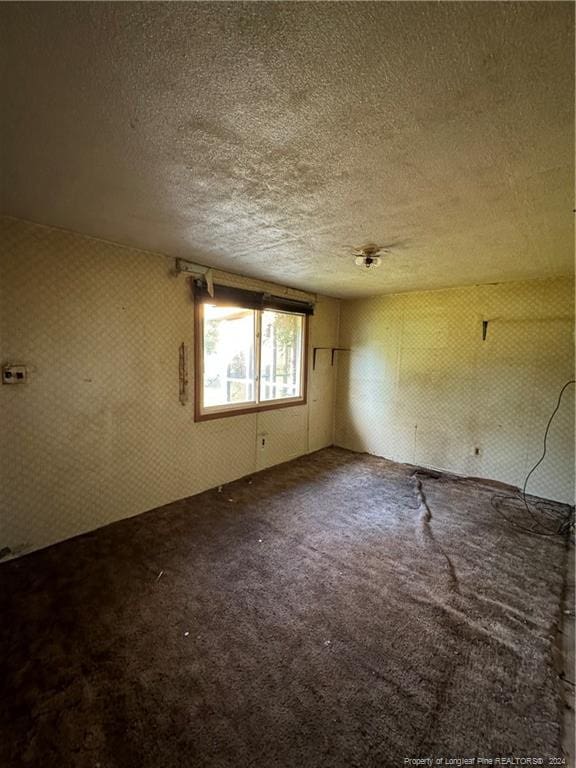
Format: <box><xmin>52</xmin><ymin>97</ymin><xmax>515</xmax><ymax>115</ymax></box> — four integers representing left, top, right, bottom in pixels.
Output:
<box><xmin>173</xmin><ymin>257</ymin><xmax>316</xmax><ymax>303</ymax></box>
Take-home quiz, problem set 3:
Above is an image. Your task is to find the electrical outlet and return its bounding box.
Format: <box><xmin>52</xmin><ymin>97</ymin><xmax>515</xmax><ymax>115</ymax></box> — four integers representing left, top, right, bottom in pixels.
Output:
<box><xmin>2</xmin><ymin>365</ymin><xmax>27</xmax><ymax>384</ymax></box>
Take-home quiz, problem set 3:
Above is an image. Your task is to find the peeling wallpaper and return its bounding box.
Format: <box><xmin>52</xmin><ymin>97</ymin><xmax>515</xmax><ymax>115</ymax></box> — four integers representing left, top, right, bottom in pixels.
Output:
<box><xmin>0</xmin><ymin>218</ymin><xmax>339</xmax><ymax>559</ymax></box>
<box><xmin>335</xmin><ymin>279</ymin><xmax>575</xmax><ymax>505</ymax></box>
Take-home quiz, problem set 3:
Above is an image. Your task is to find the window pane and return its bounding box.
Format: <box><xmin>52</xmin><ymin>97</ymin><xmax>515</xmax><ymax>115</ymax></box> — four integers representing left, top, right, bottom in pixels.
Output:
<box><xmin>260</xmin><ymin>311</ymin><xmax>303</xmax><ymax>402</ymax></box>
<box><xmin>203</xmin><ymin>305</ymin><xmax>256</xmax><ymax>408</ymax></box>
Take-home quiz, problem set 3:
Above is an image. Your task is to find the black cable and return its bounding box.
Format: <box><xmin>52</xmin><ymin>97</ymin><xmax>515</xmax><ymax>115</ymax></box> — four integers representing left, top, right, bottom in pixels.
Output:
<box><xmin>490</xmin><ymin>380</ymin><xmax>575</xmax><ymax>539</ymax></box>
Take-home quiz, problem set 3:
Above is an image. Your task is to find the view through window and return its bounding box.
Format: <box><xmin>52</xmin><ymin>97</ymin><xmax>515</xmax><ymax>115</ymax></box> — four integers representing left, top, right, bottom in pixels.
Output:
<box><xmin>200</xmin><ymin>304</ymin><xmax>305</xmax><ymax>416</ymax></box>
<box><xmin>260</xmin><ymin>310</ymin><xmax>303</xmax><ymax>401</ymax></box>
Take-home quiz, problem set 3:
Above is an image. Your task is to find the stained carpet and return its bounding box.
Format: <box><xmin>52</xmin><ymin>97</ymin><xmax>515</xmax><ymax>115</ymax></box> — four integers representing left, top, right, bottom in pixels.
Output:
<box><xmin>0</xmin><ymin>447</ymin><xmax>569</xmax><ymax>767</ymax></box>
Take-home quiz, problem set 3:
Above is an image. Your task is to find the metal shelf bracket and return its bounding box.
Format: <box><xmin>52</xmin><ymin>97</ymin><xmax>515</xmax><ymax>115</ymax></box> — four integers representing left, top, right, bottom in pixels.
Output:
<box><xmin>312</xmin><ymin>347</ymin><xmax>351</xmax><ymax>371</ymax></box>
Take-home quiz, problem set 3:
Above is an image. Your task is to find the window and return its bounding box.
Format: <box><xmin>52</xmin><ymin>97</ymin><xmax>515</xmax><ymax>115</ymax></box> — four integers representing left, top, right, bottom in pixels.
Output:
<box><xmin>194</xmin><ymin>285</ymin><xmax>310</xmax><ymax>420</ymax></box>
<box><xmin>202</xmin><ymin>305</ymin><xmax>256</xmax><ymax>409</ymax></box>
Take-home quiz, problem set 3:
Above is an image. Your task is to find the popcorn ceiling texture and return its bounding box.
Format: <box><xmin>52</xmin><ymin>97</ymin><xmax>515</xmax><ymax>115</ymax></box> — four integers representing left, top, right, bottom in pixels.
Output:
<box><xmin>335</xmin><ymin>278</ymin><xmax>575</xmax><ymax>504</ymax></box>
<box><xmin>0</xmin><ymin>217</ymin><xmax>339</xmax><ymax>559</ymax></box>
<box><xmin>0</xmin><ymin>2</ymin><xmax>573</xmax><ymax>298</ymax></box>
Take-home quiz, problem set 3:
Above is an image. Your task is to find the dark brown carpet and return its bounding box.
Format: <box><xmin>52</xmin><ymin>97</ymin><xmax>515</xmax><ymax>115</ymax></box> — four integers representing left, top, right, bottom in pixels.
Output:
<box><xmin>0</xmin><ymin>447</ymin><xmax>569</xmax><ymax>768</ymax></box>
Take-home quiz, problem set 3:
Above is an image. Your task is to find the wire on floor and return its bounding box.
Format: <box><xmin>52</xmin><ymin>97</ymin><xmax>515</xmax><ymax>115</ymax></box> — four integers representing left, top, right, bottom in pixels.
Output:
<box><xmin>490</xmin><ymin>380</ymin><xmax>575</xmax><ymax>540</ymax></box>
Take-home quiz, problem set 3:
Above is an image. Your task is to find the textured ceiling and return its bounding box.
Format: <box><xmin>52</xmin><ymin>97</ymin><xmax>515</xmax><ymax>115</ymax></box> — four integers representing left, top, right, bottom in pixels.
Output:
<box><xmin>1</xmin><ymin>2</ymin><xmax>574</xmax><ymax>298</ymax></box>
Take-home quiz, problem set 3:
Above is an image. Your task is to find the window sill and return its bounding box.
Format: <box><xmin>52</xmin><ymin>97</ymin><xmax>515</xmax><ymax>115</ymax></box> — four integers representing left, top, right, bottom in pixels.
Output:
<box><xmin>194</xmin><ymin>397</ymin><xmax>307</xmax><ymax>422</ymax></box>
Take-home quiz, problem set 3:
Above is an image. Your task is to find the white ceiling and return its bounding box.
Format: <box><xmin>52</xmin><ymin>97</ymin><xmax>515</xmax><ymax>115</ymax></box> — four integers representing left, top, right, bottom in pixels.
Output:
<box><xmin>1</xmin><ymin>2</ymin><xmax>573</xmax><ymax>298</ymax></box>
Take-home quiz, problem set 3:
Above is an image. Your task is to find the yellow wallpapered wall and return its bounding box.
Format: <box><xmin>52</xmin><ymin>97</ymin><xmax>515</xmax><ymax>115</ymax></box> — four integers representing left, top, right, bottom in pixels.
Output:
<box><xmin>0</xmin><ymin>217</ymin><xmax>340</xmax><ymax>558</ymax></box>
<box><xmin>335</xmin><ymin>278</ymin><xmax>575</xmax><ymax>504</ymax></box>
<box><xmin>2</xmin><ymin>215</ymin><xmax>573</xmax><ymax>559</ymax></box>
